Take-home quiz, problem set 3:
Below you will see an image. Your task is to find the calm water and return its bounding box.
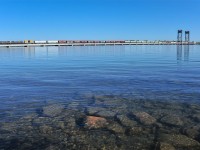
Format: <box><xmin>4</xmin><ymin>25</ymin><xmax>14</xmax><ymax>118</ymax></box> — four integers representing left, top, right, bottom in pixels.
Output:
<box><xmin>0</xmin><ymin>45</ymin><xmax>200</xmax><ymax>149</ymax></box>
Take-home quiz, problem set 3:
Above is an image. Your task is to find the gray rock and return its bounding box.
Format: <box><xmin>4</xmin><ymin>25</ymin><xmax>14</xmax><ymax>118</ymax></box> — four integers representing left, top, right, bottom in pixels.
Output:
<box><xmin>67</xmin><ymin>102</ymin><xmax>80</xmax><ymax>110</ymax></box>
<box><xmin>86</xmin><ymin>107</ymin><xmax>105</xmax><ymax>115</ymax></box>
<box><xmin>116</xmin><ymin>114</ymin><xmax>137</xmax><ymax>127</ymax></box>
<box><xmin>22</xmin><ymin>113</ymin><xmax>38</xmax><ymax>120</ymax></box>
<box><xmin>56</xmin><ymin>121</ymin><xmax>65</xmax><ymax>129</ymax></box>
<box><xmin>158</xmin><ymin>133</ymin><xmax>200</xmax><ymax>148</ymax></box>
<box><xmin>32</xmin><ymin>117</ymin><xmax>51</xmax><ymax>125</ymax></box>
<box><xmin>103</xmin><ymin>99</ymin><xmax>124</xmax><ymax>106</ymax></box>
<box><xmin>66</xmin><ymin>118</ymin><xmax>77</xmax><ymax>128</ymax></box>
<box><xmin>43</xmin><ymin>104</ymin><xmax>65</xmax><ymax>117</ymax></box>
<box><xmin>39</xmin><ymin>125</ymin><xmax>53</xmax><ymax>135</ymax></box>
<box><xmin>128</xmin><ymin>126</ymin><xmax>143</xmax><ymax>135</ymax></box>
<box><xmin>182</xmin><ymin>126</ymin><xmax>200</xmax><ymax>139</ymax></box>
<box><xmin>20</xmin><ymin>143</ymin><xmax>33</xmax><ymax>149</ymax></box>
<box><xmin>96</xmin><ymin>110</ymin><xmax>116</xmax><ymax>118</ymax></box>
<box><xmin>133</xmin><ymin>112</ymin><xmax>156</xmax><ymax>125</ymax></box>
<box><xmin>1</xmin><ymin>122</ymin><xmax>18</xmax><ymax>132</ymax></box>
<box><xmin>189</xmin><ymin>104</ymin><xmax>200</xmax><ymax>111</ymax></box>
<box><xmin>192</xmin><ymin>114</ymin><xmax>200</xmax><ymax>122</ymax></box>
<box><xmin>107</xmin><ymin>122</ymin><xmax>125</xmax><ymax>134</ymax></box>
<box><xmin>160</xmin><ymin>115</ymin><xmax>183</xmax><ymax>127</ymax></box>
<box><xmin>156</xmin><ymin>142</ymin><xmax>176</xmax><ymax>150</ymax></box>
<box><xmin>45</xmin><ymin>145</ymin><xmax>60</xmax><ymax>150</ymax></box>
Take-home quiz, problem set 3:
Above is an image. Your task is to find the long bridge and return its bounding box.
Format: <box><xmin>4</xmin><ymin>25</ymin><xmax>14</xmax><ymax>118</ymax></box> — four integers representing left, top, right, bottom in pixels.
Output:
<box><xmin>0</xmin><ymin>41</ymin><xmax>198</xmax><ymax>48</ymax></box>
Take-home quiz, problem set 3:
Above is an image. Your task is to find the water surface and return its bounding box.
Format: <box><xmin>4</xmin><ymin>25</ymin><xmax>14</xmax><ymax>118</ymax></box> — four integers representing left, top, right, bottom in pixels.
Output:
<box><xmin>0</xmin><ymin>45</ymin><xmax>200</xmax><ymax>149</ymax></box>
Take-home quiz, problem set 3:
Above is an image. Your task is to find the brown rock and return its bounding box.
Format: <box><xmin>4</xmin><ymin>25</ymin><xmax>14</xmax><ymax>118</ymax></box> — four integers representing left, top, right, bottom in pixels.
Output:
<box><xmin>85</xmin><ymin>116</ymin><xmax>108</xmax><ymax>129</ymax></box>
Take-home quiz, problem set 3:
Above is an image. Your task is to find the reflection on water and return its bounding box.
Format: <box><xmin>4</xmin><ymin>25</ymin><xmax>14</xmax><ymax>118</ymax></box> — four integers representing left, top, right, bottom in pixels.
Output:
<box><xmin>184</xmin><ymin>45</ymin><xmax>190</xmax><ymax>61</ymax></box>
<box><xmin>177</xmin><ymin>45</ymin><xmax>190</xmax><ymax>62</ymax></box>
<box><xmin>177</xmin><ymin>45</ymin><xmax>182</xmax><ymax>62</ymax></box>
<box><xmin>0</xmin><ymin>45</ymin><xmax>191</xmax><ymax>61</ymax></box>
<box><xmin>24</xmin><ymin>47</ymin><xmax>36</xmax><ymax>58</ymax></box>
<box><xmin>0</xmin><ymin>45</ymin><xmax>200</xmax><ymax>150</ymax></box>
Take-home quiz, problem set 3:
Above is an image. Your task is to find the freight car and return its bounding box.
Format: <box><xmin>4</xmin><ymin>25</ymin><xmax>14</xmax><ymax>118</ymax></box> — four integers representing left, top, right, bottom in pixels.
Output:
<box><xmin>0</xmin><ymin>41</ymin><xmax>11</xmax><ymax>44</ymax></box>
<box><xmin>125</xmin><ymin>40</ymin><xmax>131</xmax><ymax>43</ymax></box>
<box><xmin>47</xmin><ymin>41</ymin><xmax>58</xmax><ymax>44</ymax></box>
<box><xmin>130</xmin><ymin>40</ymin><xmax>136</xmax><ymax>43</ymax></box>
<box><xmin>34</xmin><ymin>41</ymin><xmax>47</xmax><ymax>44</ymax></box>
<box><xmin>24</xmin><ymin>40</ymin><xmax>34</xmax><ymax>44</ymax></box>
<box><xmin>10</xmin><ymin>41</ymin><xmax>24</xmax><ymax>44</ymax></box>
<box><xmin>58</xmin><ymin>40</ymin><xmax>67</xmax><ymax>43</ymax></box>
<box><xmin>117</xmin><ymin>41</ymin><xmax>125</xmax><ymax>43</ymax></box>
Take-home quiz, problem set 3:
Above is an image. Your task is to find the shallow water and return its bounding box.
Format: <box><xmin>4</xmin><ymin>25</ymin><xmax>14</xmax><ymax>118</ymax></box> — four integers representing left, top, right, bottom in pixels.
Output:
<box><xmin>0</xmin><ymin>45</ymin><xmax>200</xmax><ymax>149</ymax></box>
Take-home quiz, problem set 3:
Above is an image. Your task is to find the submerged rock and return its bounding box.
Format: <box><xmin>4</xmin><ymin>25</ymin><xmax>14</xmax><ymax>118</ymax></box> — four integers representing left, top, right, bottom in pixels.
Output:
<box><xmin>181</xmin><ymin>126</ymin><xmax>200</xmax><ymax>139</ymax></box>
<box><xmin>87</xmin><ymin>107</ymin><xmax>116</xmax><ymax>118</ymax></box>
<box><xmin>86</xmin><ymin>107</ymin><xmax>105</xmax><ymax>115</ymax></box>
<box><xmin>45</xmin><ymin>145</ymin><xmax>60</xmax><ymax>150</ymax></box>
<box><xmin>67</xmin><ymin>102</ymin><xmax>81</xmax><ymax>110</ymax></box>
<box><xmin>128</xmin><ymin>127</ymin><xmax>144</xmax><ymax>135</ymax></box>
<box><xmin>156</xmin><ymin>142</ymin><xmax>176</xmax><ymax>150</ymax></box>
<box><xmin>107</xmin><ymin>122</ymin><xmax>125</xmax><ymax>134</ymax></box>
<box><xmin>96</xmin><ymin>110</ymin><xmax>116</xmax><ymax>118</ymax></box>
<box><xmin>191</xmin><ymin>114</ymin><xmax>200</xmax><ymax>122</ymax></box>
<box><xmin>42</xmin><ymin>104</ymin><xmax>65</xmax><ymax>117</ymax></box>
<box><xmin>158</xmin><ymin>133</ymin><xmax>200</xmax><ymax>148</ymax></box>
<box><xmin>160</xmin><ymin>115</ymin><xmax>183</xmax><ymax>127</ymax></box>
<box><xmin>85</xmin><ymin>116</ymin><xmax>108</xmax><ymax>129</ymax></box>
<box><xmin>66</xmin><ymin>118</ymin><xmax>77</xmax><ymax>128</ymax></box>
<box><xmin>116</xmin><ymin>114</ymin><xmax>137</xmax><ymax>127</ymax></box>
<box><xmin>133</xmin><ymin>112</ymin><xmax>156</xmax><ymax>125</ymax></box>
<box><xmin>39</xmin><ymin>125</ymin><xmax>53</xmax><ymax>135</ymax></box>
<box><xmin>189</xmin><ymin>104</ymin><xmax>200</xmax><ymax>111</ymax></box>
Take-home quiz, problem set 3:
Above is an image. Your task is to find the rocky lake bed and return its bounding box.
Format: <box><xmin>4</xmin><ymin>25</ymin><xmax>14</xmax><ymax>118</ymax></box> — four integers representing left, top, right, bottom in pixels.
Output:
<box><xmin>0</xmin><ymin>95</ymin><xmax>200</xmax><ymax>150</ymax></box>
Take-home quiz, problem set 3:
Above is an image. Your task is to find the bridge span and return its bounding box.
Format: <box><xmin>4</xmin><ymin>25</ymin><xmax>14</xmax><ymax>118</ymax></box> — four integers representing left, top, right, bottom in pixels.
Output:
<box><xmin>0</xmin><ymin>41</ymin><xmax>197</xmax><ymax>48</ymax></box>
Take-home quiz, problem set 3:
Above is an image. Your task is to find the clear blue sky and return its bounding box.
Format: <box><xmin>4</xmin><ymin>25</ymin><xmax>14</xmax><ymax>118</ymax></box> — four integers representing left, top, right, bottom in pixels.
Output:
<box><xmin>0</xmin><ymin>0</ymin><xmax>199</xmax><ymax>41</ymax></box>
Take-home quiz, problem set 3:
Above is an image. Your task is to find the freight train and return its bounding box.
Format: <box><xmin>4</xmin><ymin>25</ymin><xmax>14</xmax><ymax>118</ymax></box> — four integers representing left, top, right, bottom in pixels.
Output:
<box><xmin>0</xmin><ymin>40</ymin><xmax>127</xmax><ymax>44</ymax></box>
<box><xmin>0</xmin><ymin>40</ymin><xmax>195</xmax><ymax>45</ymax></box>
